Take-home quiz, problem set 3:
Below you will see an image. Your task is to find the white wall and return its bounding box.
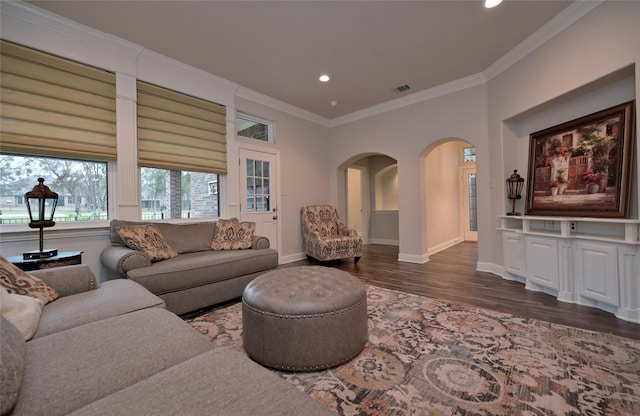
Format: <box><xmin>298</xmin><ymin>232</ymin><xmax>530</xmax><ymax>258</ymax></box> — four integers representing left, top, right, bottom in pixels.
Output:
<box><xmin>1</xmin><ymin>1</ymin><xmax>638</xmax><ymax>278</ymax></box>
<box><xmin>0</xmin><ymin>2</ymin><xmax>332</xmax><ymax>274</ymax></box>
<box><xmin>485</xmin><ymin>1</ymin><xmax>640</xmax><ymax>271</ymax></box>
<box><xmin>330</xmin><ymin>85</ymin><xmax>488</xmax><ymax>263</ymax></box>
<box><xmin>234</xmin><ymin>97</ymin><xmax>331</xmax><ymax>262</ymax></box>
<box><xmin>424</xmin><ymin>140</ymin><xmax>466</xmax><ymax>253</ymax></box>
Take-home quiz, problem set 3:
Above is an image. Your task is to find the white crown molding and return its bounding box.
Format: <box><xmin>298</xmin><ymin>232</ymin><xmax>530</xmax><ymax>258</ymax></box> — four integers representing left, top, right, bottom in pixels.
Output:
<box><xmin>0</xmin><ymin>1</ymin><xmax>143</xmax><ymax>75</ymax></box>
<box><xmin>484</xmin><ymin>0</ymin><xmax>604</xmax><ymax>82</ymax></box>
<box><xmin>2</xmin><ymin>0</ymin><xmax>605</xmax><ymax>128</ymax></box>
<box><xmin>329</xmin><ymin>73</ymin><xmax>487</xmax><ymax>127</ymax></box>
<box><xmin>235</xmin><ymin>87</ymin><xmax>331</xmax><ymax>127</ymax></box>
<box><xmin>136</xmin><ymin>49</ymin><xmax>240</xmax><ymax>107</ymax></box>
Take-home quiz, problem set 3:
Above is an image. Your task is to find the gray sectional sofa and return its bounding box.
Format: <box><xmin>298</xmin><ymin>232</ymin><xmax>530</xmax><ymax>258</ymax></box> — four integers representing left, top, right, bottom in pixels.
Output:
<box><xmin>0</xmin><ymin>265</ymin><xmax>333</xmax><ymax>416</ymax></box>
<box><xmin>100</xmin><ymin>220</ymin><xmax>279</xmax><ymax>314</ymax></box>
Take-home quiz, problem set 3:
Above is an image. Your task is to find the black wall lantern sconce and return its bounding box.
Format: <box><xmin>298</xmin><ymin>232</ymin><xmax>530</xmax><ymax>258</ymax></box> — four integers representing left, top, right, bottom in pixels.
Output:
<box><xmin>23</xmin><ymin>178</ymin><xmax>59</xmax><ymax>259</ymax></box>
<box><xmin>506</xmin><ymin>169</ymin><xmax>524</xmax><ymax>216</ymax></box>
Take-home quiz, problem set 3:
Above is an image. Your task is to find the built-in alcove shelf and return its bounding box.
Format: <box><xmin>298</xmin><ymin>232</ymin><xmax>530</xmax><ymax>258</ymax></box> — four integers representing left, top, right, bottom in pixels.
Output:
<box><xmin>498</xmin><ymin>215</ymin><xmax>640</xmax><ymax>245</ymax></box>
<box><xmin>497</xmin><ymin>215</ymin><xmax>639</xmax><ymax>324</ymax></box>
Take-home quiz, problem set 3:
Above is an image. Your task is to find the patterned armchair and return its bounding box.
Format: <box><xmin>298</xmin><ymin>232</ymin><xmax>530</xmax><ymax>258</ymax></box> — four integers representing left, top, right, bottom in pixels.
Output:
<box><xmin>301</xmin><ymin>205</ymin><xmax>362</xmax><ymax>264</ymax></box>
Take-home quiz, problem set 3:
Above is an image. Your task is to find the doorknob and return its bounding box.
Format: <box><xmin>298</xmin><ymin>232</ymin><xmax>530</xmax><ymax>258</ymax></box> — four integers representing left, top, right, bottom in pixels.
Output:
<box><xmin>272</xmin><ymin>207</ymin><xmax>278</xmax><ymax>220</ymax></box>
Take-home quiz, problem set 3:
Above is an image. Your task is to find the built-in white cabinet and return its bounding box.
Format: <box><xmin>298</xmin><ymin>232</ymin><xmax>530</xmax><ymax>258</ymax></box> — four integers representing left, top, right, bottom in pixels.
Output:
<box><xmin>499</xmin><ymin>215</ymin><xmax>640</xmax><ymax>323</ymax></box>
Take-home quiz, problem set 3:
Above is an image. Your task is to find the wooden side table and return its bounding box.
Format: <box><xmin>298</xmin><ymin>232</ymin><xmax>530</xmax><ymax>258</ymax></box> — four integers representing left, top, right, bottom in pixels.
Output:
<box><xmin>7</xmin><ymin>251</ymin><xmax>83</xmax><ymax>271</ymax></box>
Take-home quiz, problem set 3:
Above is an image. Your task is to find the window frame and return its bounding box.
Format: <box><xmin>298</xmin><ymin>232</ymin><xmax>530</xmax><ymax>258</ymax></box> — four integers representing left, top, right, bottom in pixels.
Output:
<box><xmin>236</xmin><ymin>112</ymin><xmax>274</xmax><ymax>144</ymax></box>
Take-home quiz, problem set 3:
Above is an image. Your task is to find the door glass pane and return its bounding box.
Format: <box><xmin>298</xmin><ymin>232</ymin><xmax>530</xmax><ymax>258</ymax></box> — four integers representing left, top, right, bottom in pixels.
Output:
<box><xmin>246</xmin><ymin>159</ymin><xmax>271</xmax><ymax>213</ymax></box>
<box><xmin>468</xmin><ymin>174</ymin><xmax>477</xmax><ymax>232</ymax></box>
<box><xmin>247</xmin><ymin>178</ymin><xmax>254</xmax><ymax>196</ymax></box>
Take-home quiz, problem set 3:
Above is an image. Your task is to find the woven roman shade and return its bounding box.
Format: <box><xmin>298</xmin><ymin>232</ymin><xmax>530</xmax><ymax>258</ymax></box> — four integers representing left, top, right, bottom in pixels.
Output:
<box><xmin>137</xmin><ymin>81</ymin><xmax>227</xmax><ymax>174</ymax></box>
<box><xmin>0</xmin><ymin>40</ymin><xmax>116</xmax><ymax>160</ymax></box>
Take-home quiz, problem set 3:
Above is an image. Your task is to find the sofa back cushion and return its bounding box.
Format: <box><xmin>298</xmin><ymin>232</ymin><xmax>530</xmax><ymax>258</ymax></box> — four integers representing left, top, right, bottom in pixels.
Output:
<box><xmin>109</xmin><ymin>220</ymin><xmax>216</xmax><ymax>254</ymax></box>
<box><xmin>155</xmin><ymin>223</ymin><xmax>216</xmax><ymax>254</ymax></box>
<box><xmin>0</xmin><ymin>316</ymin><xmax>26</xmax><ymax>416</ymax></box>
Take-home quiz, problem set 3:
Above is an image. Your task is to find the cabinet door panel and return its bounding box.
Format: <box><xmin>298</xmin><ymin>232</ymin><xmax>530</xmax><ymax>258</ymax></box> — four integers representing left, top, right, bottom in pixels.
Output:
<box><xmin>526</xmin><ymin>237</ymin><xmax>559</xmax><ymax>290</ymax></box>
<box><xmin>575</xmin><ymin>242</ymin><xmax>619</xmax><ymax>306</ymax></box>
<box><xmin>503</xmin><ymin>232</ymin><xmax>524</xmax><ymax>276</ymax></box>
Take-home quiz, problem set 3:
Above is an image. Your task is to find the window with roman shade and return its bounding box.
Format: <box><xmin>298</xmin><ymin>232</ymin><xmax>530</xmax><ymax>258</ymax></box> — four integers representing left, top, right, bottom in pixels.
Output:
<box><xmin>136</xmin><ymin>81</ymin><xmax>227</xmax><ymax>175</ymax></box>
<box><xmin>0</xmin><ymin>40</ymin><xmax>117</xmax><ymax>160</ymax></box>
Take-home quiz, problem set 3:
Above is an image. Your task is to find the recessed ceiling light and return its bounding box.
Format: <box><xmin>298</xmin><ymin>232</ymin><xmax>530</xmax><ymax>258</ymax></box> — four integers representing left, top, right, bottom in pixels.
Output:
<box><xmin>319</xmin><ymin>74</ymin><xmax>330</xmax><ymax>82</ymax></box>
<box><xmin>484</xmin><ymin>0</ymin><xmax>503</xmax><ymax>8</ymax></box>
<box><xmin>330</xmin><ymin>100</ymin><xmax>338</xmax><ymax>107</ymax></box>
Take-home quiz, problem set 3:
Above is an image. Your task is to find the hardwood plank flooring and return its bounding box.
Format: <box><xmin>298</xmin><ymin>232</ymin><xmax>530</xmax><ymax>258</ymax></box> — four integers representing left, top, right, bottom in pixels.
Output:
<box><xmin>285</xmin><ymin>243</ymin><xmax>640</xmax><ymax>340</ymax></box>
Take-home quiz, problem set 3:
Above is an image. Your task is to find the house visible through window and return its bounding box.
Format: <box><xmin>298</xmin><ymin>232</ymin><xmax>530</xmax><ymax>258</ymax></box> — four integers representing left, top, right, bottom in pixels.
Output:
<box><xmin>237</xmin><ymin>113</ymin><xmax>273</xmax><ymax>143</ymax></box>
<box><xmin>140</xmin><ymin>168</ymin><xmax>219</xmax><ymax>220</ymax></box>
<box><xmin>0</xmin><ymin>154</ymin><xmax>108</xmax><ymax>224</ymax></box>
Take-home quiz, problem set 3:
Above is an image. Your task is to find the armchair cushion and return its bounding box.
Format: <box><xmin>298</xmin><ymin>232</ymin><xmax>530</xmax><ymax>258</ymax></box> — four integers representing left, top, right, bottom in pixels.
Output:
<box><xmin>301</xmin><ymin>205</ymin><xmax>363</xmax><ymax>262</ymax></box>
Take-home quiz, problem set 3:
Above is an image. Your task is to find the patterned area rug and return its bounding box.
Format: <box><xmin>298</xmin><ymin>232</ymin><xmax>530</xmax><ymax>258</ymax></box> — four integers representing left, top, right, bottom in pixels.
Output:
<box><xmin>185</xmin><ymin>285</ymin><xmax>640</xmax><ymax>415</ymax></box>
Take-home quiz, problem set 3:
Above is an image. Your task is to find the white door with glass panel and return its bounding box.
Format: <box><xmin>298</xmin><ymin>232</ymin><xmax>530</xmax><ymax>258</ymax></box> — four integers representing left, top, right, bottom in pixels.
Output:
<box><xmin>239</xmin><ymin>148</ymin><xmax>279</xmax><ymax>253</ymax></box>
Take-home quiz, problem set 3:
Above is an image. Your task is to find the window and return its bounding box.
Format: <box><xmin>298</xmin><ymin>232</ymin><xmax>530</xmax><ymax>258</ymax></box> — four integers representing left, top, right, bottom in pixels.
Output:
<box><xmin>463</xmin><ymin>147</ymin><xmax>477</xmax><ymax>163</ymax></box>
<box><xmin>140</xmin><ymin>168</ymin><xmax>219</xmax><ymax>220</ymax></box>
<box><xmin>237</xmin><ymin>113</ymin><xmax>273</xmax><ymax>143</ymax></box>
<box><xmin>0</xmin><ymin>154</ymin><xmax>108</xmax><ymax>224</ymax></box>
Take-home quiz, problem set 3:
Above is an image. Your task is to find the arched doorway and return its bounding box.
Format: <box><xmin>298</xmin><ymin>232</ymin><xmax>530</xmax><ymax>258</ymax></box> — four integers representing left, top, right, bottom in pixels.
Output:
<box><xmin>421</xmin><ymin>138</ymin><xmax>477</xmax><ymax>255</ymax></box>
<box><xmin>341</xmin><ymin>153</ymin><xmax>399</xmax><ymax>247</ymax></box>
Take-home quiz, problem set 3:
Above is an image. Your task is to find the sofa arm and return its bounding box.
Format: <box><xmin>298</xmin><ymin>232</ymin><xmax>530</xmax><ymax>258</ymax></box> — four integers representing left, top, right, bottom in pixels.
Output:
<box><xmin>29</xmin><ymin>265</ymin><xmax>97</xmax><ymax>297</ymax></box>
<box><xmin>100</xmin><ymin>246</ymin><xmax>151</xmax><ymax>277</ymax></box>
<box><xmin>252</xmin><ymin>235</ymin><xmax>271</xmax><ymax>250</ymax></box>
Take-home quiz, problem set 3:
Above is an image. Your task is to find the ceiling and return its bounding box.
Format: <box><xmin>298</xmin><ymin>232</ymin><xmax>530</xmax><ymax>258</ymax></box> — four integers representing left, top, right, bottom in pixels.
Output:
<box><xmin>28</xmin><ymin>0</ymin><xmax>572</xmax><ymax>119</ymax></box>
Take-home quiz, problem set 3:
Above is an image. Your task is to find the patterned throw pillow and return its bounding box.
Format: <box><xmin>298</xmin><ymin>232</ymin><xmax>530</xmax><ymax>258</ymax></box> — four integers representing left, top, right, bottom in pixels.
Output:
<box><xmin>211</xmin><ymin>219</ymin><xmax>255</xmax><ymax>250</ymax></box>
<box><xmin>115</xmin><ymin>224</ymin><xmax>179</xmax><ymax>262</ymax></box>
<box><xmin>0</xmin><ymin>256</ymin><xmax>60</xmax><ymax>305</ymax></box>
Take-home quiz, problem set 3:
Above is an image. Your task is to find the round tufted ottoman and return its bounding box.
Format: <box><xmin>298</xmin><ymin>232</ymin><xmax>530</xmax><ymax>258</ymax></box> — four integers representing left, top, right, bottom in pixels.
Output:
<box><xmin>242</xmin><ymin>266</ymin><xmax>368</xmax><ymax>371</ymax></box>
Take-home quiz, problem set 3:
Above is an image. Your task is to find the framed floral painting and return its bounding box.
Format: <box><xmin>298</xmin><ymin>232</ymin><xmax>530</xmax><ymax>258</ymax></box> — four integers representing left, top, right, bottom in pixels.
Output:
<box><xmin>525</xmin><ymin>100</ymin><xmax>635</xmax><ymax>218</ymax></box>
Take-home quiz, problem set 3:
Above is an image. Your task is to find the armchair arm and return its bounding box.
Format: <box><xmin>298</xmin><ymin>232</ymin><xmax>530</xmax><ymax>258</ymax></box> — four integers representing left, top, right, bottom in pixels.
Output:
<box><xmin>100</xmin><ymin>246</ymin><xmax>151</xmax><ymax>277</ymax></box>
<box><xmin>251</xmin><ymin>235</ymin><xmax>271</xmax><ymax>250</ymax></box>
<box><xmin>29</xmin><ymin>265</ymin><xmax>97</xmax><ymax>297</ymax></box>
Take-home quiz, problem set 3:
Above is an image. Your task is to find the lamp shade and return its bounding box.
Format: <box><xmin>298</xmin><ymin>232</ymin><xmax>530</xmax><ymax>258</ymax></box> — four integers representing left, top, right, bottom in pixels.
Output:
<box><xmin>506</xmin><ymin>170</ymin><xmax>525</xmax><ymax>216</ymax></box>
<box><xmin>25</xmin><ymin>178</ymin><xmax>58</xmax><ymax>228</ymax></box>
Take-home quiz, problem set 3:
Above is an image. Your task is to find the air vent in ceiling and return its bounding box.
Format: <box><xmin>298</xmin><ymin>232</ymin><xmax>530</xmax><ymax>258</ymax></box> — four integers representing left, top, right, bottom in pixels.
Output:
<box><xmin>394</xmin><ymin>84</ymin><xmax>411</xmax><ymax>93</ymax></box>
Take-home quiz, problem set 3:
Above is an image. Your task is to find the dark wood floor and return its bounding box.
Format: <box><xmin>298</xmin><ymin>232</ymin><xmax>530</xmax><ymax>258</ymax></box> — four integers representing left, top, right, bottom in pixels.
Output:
<box><xmin>286</xmin><ymin>243</ymin><xmax>640</xmax><ymax>340</ymax></box>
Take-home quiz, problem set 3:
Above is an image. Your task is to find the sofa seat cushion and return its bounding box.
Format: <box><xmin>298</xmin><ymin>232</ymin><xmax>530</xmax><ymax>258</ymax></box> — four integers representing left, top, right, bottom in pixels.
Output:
<box><xmin>67</xmin><ymin>348</ymin><xmax>334</xmax><ymax>416</ymax></box>
<box><xmin>33</xmin><ymin>279</ymin><xmax>165</xmax><ymax>339</ymax></box>
<box><xmin>13</xmin><ymin>308</ymin><xmax>212</xmax><ymax>416</ymax></box>
<box><xmin>126</xmin><ymin>248</ymin><xmax>278</xmax><ymax>296</ymax></box>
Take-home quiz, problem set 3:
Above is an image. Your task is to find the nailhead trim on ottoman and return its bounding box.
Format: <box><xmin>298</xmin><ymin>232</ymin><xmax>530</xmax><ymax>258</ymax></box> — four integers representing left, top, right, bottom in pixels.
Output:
<box><xmin>242</xmin><ymin>266</ymin><xmax>368</xmax><ymax>371</ymax></box>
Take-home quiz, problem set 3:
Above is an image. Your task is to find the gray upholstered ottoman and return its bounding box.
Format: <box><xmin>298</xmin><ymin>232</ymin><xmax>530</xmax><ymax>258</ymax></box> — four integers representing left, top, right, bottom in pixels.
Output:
<box><xmin>242</xmin><ymin>266</ymin><xmax>368</xmax><ymax>371</ymax></box>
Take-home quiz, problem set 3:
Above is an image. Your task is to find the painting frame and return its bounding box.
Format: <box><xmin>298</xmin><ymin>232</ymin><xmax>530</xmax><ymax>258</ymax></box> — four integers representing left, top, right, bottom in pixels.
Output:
<box><xmin>525</xmin><ymin>100</ymin><xmax>635</xmax><ymax>218</ymax></box>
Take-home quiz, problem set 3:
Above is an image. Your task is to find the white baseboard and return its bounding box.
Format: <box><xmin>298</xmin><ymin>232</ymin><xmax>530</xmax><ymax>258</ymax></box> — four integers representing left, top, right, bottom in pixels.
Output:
<box><xmin>427</xmin><ymin>237</ymin><xmax>463</xmax><ymax>256</ymax></box>
<box><xmin>280</xmin><ymin>252</ymin><xmax>306</xmax><ymax>264</ymax></box>
<box><xmin>398</xmin><ymin>252</ymin><xmax>429</xmax><ymax>264</ymax></box>
<box><xmin>367</xmin><ymin>238</ymin><xmax>399</xmax><ymax>246</ymax></box>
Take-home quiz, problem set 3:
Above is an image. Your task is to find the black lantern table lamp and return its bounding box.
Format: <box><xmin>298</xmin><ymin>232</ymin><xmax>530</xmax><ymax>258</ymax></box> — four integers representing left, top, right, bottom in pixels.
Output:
<box><xmin>23</xmin><ymin>178</ymin><xmax>59</xmax><ymax>259</ymax></box>
<box><xmin>506</xmin><ymin>169</ymin><xmax>524</xmax><ymax>216</ymax></box>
